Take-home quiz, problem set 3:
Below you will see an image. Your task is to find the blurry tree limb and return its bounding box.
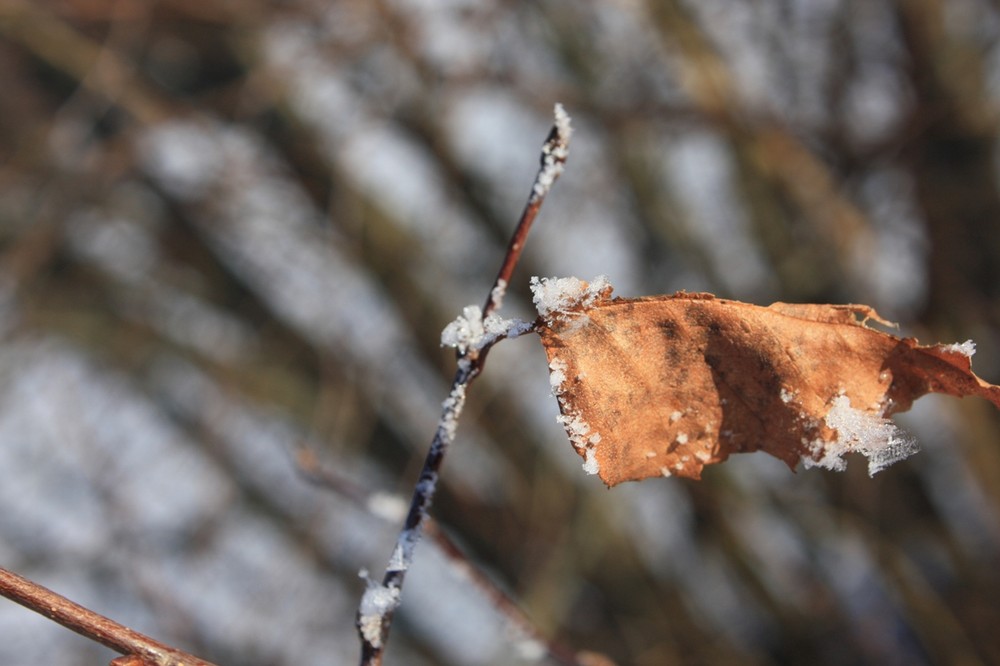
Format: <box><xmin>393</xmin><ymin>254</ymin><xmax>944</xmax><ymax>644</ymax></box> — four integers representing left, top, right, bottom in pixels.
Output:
<box><xmin>297</xmin><ymin>450</ymin><xmax>605</xmax><ymax>666</ymax></box>
<box><xmin>0</xmin><ymin>0</ymin><xmax>170</xmax><ymax>124</ymax></box>
<box><xmin>0</xmin><ymin>566</ymin><xmax>218</xmax><ymax>666</ymax></box>
<box><xmin>645</xmin><ymin>0</ymin><xmax>875</xmax><ymax>295</ymax></box>
<box><xmin>894</xmin><ymin>0</ymin><xmax>1000</xmax><ymax>334</ymax></box>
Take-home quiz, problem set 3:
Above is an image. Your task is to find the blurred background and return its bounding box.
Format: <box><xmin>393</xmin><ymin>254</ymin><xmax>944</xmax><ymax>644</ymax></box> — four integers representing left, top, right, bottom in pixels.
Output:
<box><xmin>1</xmin><ymin>0</ymin><xmax>1000</xmax><ymax>664</ymax></box>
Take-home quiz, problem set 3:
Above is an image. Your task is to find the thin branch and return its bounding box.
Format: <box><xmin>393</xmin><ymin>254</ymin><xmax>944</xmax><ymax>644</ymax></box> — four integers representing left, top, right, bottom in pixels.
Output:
<box><xmin>0</xmin><ymin>566</ymin><xmax>218</xmax><ymax>666</ymax></box>
<box><xmin>357</xmin><ymin>104</ymin><xmax>574</xmax><ymax>665</ymax></box>
<box><xmin>421</xmin><ymin>520</ymin><xmax>587</xmax><ymax>666</ymax></box>
<box><xmin>482</xmin><ymin>103</ymin><xmax>573</xmax><ymax>319</ymax></box>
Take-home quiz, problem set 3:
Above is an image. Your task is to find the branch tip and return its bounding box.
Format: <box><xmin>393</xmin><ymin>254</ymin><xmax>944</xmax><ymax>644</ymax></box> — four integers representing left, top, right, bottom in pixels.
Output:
<box><xmin>533</xmin><ymin>103</ymin><xmax>573</xmax><ymax>202</ymax></box>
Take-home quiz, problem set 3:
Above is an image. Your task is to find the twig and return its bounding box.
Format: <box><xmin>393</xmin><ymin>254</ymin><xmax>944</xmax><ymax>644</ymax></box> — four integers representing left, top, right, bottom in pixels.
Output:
<box><xmin>483</xmin><ymin>103</ymin><xmax>573</xmax><ymax>319</ymax></box>
<box><xmin>357</xmin><ymin>104</ymin><xmax>574</xmax><ymax>665</ymax></box>
<box><xmin>0</xmin><ymin>566</ymin><xmax>218</xmax><ymax>666</ymax></box>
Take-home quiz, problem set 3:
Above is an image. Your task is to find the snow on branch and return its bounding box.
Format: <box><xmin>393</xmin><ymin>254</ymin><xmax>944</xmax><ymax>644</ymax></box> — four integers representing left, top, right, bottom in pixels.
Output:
<box><xmin>531</xmin><ymin>103</ymin><xmax>573</xmax><ymax>202</ymax></box>
<box><xmin>441</xmin><ymin>306</ymin><xmax>533</xmax><ymax>356</ymax></box>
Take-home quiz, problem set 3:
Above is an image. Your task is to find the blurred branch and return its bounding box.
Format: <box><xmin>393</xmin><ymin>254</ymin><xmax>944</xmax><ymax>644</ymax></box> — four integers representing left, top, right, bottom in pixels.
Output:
<box><xmin>893</xmin><ymin>0</ymin><xmax>1000</xmax><ymax>336</ymax></box>
<box><xmin>297</xmin><ymin>449</ymin><xmax>604</xmax><ymax>666</ymax></box>
<box><xmin>0</xmin><ymin>0</ymin><xmax>170</xmax><ymax>124</ymax></box>
<box><xmin>0</xmin><ymin>566</ymin><xmax>218</xmax><ymax>666</ymax></box>
<box><xmin>645</xmin><ymin>0</ymin><xmax>874</xmax><ymax>295</ymax></box>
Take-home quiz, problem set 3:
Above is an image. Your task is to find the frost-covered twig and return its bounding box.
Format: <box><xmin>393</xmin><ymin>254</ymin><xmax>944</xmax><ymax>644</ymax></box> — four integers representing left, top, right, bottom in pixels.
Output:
<box><xmin>0</xmin><ymin>566</ymin><xmax>218</xmax><ymax>666</ymax></box>
<box><xmin>483</xmin><ymin>103</ymin><xmax>573</xmax><ymax>320</ymax></box>
<box><xmin>440</xmin><ymin>305</ymin><xmax>534</xmax><ymax>360</ymax></box>
<box><xmin>357</xmin><ymin>104</ymin><xmax>574</xmax><ymax>665</ymax></box>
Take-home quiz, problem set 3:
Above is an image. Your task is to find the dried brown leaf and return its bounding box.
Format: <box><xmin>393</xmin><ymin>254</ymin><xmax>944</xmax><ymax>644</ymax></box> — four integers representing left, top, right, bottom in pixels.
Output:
<box><xmin>535</xmin><ymin>280</ymin><xmax>1000</xmax><ymax>487</ymax></box>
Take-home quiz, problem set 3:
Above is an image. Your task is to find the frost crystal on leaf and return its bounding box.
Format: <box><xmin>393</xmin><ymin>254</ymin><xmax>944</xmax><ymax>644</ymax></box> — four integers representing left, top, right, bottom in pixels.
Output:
<box><xmin>530</xmin><ymin>275</ymin><xmax>613</xmax><ymax>319</ymax></box>
<box><xmin>546</xmin><ymin>353</ymin><xmax>603</xmax><ymax>473</ymax></box>
<box><xmin>582</xmin><ymin>448</ymin><xmax>600</xmax><ymax>475</ymax></box>
<box><xmin>555</xmin><ymin>402</ymin><xmax>602</xmax><ymax>475</ymax></box>
<box><xmin>804</xmin><ymin>394</ymin><xmax>919</xmax><ymax>476</ymax></box>
<box><xmin>548</xmin><ymin>357</ymin><xmax>568</xmax><ymax>395</ymax></box>
<box><xmin>942</xmin><ymin>340</ymin><xmax>976</xmax><ymax>357</ymax></box>
<box><xmin>548</xmin><ymin>356</ymin><xmax>602</xmax><ymax>472</ymax></box>
<box><xmin>532</xmin><ymin>275</ymin><xmax>617</xmax><ymax>477</ymax></box>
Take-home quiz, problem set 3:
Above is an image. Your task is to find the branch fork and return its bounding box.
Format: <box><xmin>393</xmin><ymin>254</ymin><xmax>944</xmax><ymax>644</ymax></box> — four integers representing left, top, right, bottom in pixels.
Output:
<box><xmin>357</xmin><ymin>104</ymin><xmax>574</xmax><ymax>665</ymax></box>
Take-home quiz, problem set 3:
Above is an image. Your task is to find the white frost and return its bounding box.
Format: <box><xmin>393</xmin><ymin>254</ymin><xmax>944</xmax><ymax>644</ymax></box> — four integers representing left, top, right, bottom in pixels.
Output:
<box><xmin>388</xmin><ymin>527</ymin><xmax>421</xmax><ymax>573</ymax></box>
<box><xmin>530</xmin><ymin>275</ymin><xmax>612</xmax><ymax>319</ymax></box>
<box><xmin>440</xmin><ymin>305</ymin><xmax>532</xmax><ymax>354</ymax></box>
<box><xmin>942</xmin><ymin>340</ymin><xmax>976</xmax><ymax>357</ymax></box>
<box><xmin>532</xmin><ymin>103</ymin><xmax>573</xmax><ymax>200</ymax></box>
<box><xmin>547</xmin><ymin>357</ymin><xmax>568</xmax><ymax>395</ymax></box>
<box><xmin>582</xmin><ymin>448</ymin><xmax>600</xmax><ymax>475</ymax></box>
<box><xmin>554</xmin><ymin>103</ymin><xmax>573</xmax><ymax>145</ymax></box>
<box><xmin>490</xmin><ymin>278</ymin><xmax>508</xmax><ymax>310</ymax></box>
<box><xmin>803</xmin><ymin>394</ymin><xmax>918</xmax><ymax>476</ymax></box>
<box><xmin>557</xmin><ymin>411</ymin><xmax>594</xmax><ymax>446</ymax></box>
<box><xmin>358</xmin><ymin>581</ymin><xmax>401</xmax><ymax>649</ymax></box>
<box><xmin>555</xmin><ymin>405</ymin><xmax>601</xmax><ymax>475</ymax></box>
<box><xmin>533</xmin><ymin>277</ymin><xmax>614</xmax><ymax>477</ymax></box>
<box><xmin>439</xmin><ymin>383</ymin><xmax>468</xmax><ymax>446</ymax></box>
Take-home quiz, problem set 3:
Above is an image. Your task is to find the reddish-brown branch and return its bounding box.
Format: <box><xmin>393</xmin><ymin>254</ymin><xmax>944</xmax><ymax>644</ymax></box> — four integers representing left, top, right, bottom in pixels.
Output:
<box><xmin>482</xmin><ymin>196</ymin><xmax>542</xmax><ymax>317</ymax></box>
<box><xmin>0</xmin><ymin>566</ymin><xmax>218</xmax><ymax>666</ymax></box>
<box><xmin>482</xmin><ymin>104</ymin><xmax>573</xmax><ymax>319</ymax></box>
